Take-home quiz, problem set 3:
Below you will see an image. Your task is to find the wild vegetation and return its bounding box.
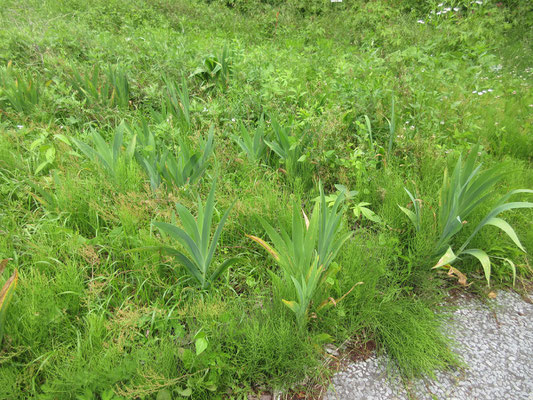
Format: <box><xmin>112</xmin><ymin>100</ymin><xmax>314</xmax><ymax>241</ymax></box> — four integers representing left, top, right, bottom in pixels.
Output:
<box><xmin>0</xmin><ymin>0</ymin><xmax>532</xmax><ymax>398</ymax></box>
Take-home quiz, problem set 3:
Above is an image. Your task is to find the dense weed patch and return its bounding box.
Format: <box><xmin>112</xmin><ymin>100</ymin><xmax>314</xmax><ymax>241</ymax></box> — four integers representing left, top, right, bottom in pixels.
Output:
<box><xmin>0</xmin><ymin>0</ymin><xmax>531</xmax><ymax>398</ymax></box>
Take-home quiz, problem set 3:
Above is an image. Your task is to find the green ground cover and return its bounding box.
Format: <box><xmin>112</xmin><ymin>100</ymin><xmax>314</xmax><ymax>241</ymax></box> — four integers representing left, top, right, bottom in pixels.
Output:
<box><xmin>0</xmin><ymin>0</ymin><xmax>532</xmax><ymax>398</ymax></box>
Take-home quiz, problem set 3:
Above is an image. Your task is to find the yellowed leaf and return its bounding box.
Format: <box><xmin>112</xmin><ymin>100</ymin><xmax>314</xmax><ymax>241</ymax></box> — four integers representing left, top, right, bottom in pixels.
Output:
<box><xmin>302</xmin><ymin>209</ymin><xmax>309</xmax><ymax>230</ymax></box>
<box><xmin>246</xmin><ymin>234</ymin><xmax>280</xmax><ymax>261</ymax></box>
<box><xmin>433</xmin><ymin>247</ymin><xmax>457</xmax><ymax>269</ymax></box>
<box><xmin>446</xmin><ymin>265</ymin><xmax>469</xmax><ymax>287</ymax></box>
<box><xmin>0</xmin><ymin>269</ymin><xmax>18</xmax><ymax>309</ymax></box>
<box><xmin>0</xmin><ymin>259</ymin><xmax>8</xmax><ymax>276</ymax></box>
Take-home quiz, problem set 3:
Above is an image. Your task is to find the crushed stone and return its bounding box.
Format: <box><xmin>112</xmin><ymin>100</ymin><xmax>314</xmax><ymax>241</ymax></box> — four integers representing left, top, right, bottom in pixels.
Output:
<box><xmin>327</xmin><ymin>291</ymin><xmax>533</xmax><ymax>400</ymax></box>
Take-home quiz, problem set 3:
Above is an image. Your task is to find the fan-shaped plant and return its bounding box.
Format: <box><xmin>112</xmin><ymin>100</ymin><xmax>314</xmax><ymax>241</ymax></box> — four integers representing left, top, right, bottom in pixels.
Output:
<box><xmin>248</xmin><ymin>184</ymin><xmax>352</xmax><ymax>327</ymax></box>
<box><xmin>401</xmin><ymin>145</ymin><xmax>533</xmax><ymax>286</ymax></box>
<box><xmin>71</xmin><ymin>122</ymin><xmax>137</xmax><ymax>178</ymax></box>
<box><xmin>153</xmin><ymin>179</ymin><xmax>238</xmax><ymax>290</ymax></box>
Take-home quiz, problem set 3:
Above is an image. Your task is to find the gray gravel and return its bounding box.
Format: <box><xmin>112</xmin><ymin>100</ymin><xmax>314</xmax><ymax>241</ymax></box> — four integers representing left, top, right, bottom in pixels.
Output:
<box><xmin>327</xmin><ymin>291</ymin><xmax>533</xmax><ymax>400</ymax></box>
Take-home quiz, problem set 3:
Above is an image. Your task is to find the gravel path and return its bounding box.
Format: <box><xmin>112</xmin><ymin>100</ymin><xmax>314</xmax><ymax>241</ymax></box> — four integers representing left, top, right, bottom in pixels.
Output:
<box><xmin>327</xmin><ymin>291</ymin><xmax>533</xmax><ymax>400</ymax></box>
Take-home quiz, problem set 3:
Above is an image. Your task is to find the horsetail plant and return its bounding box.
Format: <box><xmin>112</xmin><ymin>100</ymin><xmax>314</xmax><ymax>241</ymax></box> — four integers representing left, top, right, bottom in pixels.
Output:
<box><xmin>248</xmin><ymin>184</ymin><xmax>352</xmax><ymax>327</ymax></box>
<box><xmin>153</xmin><ymin>178</ymin><xmax>238</xmax><ymax>290</ymax></box>
<box><xmin>0</xmin><ymin>259</ymin><xmax>18</xmax><ymax>344</ymax></box>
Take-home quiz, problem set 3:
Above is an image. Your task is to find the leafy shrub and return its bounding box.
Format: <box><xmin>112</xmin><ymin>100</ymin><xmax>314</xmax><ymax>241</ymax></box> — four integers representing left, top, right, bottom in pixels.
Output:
<box><xmin>190</xmin><ymin>46</ymin><xmax>231</xmax><ymax>91</ymax></box>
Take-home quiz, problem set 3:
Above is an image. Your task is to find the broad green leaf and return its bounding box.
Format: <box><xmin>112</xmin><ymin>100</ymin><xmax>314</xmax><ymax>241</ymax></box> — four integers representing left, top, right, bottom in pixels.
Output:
<box><xmin>433</xmin><ymin>247</ymin><xmax>457</xmax><ymax>269</ymax></box>
<box><xmin>486</xmin><ymin>217</ymin><xmax>526</xmax><ymax>252</ymax></box>
<box><xmin>205</xmin><ymin>201</ymin><xmax>234</xmax><ymax>271</ymax></box>
<box><xmin>209</xmin><ymin>257</ymin><xmax>239</xmax><ymax>287</ymax></box>
<box><xmin>360</xmin><ymin>206</ymin><xmax>381</xmax><ymax>223</ymax></box>
<box><xmin>460</xmin><ymin>201</ymin><xmax>533</xmax><ymax>252</ymax></box>
<box><xmin>156</xmin><ymin>389</ymin><xmax>172</xmax><ymax>400</ymax></box>
<box><xmin>175</xmin><ymin>203</ymin><xmax>201</xmax><ymax>244</ymax></box>
<box><xmin>202</xmin><ymin>177</ymin><xmax>217</xmax><ymax>257</ymax></box>
<box><xmin>282</xmin><ymin>299</ymin><xmax>299</xmax><ymax>313</ymax></box>
<box><xmin>399</xmin><ymin>205</ymin><xmax>418</xmax><ymax>228</ymax></box>
<box><xmin>124</xmin><ymin>134</ymin><xmax>137</xmax><ymax>161</ymax></box>
<box><xmin>462</xmin><ymin>248</ymin><xmax>491</xmax><ymax>286</ymax></box>
<box><xmin>154</xmin><ymin>222</ymin><xmax>204</xmax><ymax>268</ymax></box>
<box><xmin>178</xmin><ymin>387</ymin><xmax>192</xmax><ymax>397</ymax></box>
<box><xmin>195</xmin><ymin>337</ymin><xmax>208</xmax><ymax>355</ymax></box>
<box><xmin>160</xmin><ymin>247</ymin><xmax>203</xmax><ymax>285</ymax></box>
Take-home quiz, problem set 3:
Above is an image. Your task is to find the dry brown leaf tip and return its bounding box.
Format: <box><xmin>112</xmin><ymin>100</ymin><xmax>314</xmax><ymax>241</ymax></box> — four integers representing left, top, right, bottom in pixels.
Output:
<box><xmin>446</xmin><ymin>265</ymin><xmax>470</xmax><ymax>287</ymax></box>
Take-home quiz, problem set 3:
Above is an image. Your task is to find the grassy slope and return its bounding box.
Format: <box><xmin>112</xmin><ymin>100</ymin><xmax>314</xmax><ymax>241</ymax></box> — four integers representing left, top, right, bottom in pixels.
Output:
<box><xmin>0</xmin><ymin>0</ymin><xmax>532</xmax><ymax>398</ymax></box>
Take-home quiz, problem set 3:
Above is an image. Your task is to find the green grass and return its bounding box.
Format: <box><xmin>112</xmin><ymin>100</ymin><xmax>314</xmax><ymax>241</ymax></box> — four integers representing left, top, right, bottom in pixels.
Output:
<box><xmin>0</xmin><ymin>0</ymin><xmax>532</xmax><ymax>398</ymax></box>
